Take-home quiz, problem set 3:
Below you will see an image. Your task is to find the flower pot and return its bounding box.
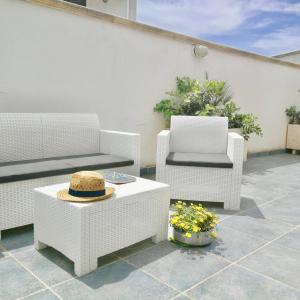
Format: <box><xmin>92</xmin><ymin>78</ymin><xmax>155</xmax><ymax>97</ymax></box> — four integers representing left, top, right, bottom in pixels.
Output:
<box><xmin>173</xmin><ymin>228</ymin><xmax>214</xmax><ymax>246</ymax></box>
<box><xmin>286</xmin><ymin>124</ymin><xmax>300</xmax><ymax>154</ymax></box>
<box><xmin>229</xmin><ymin>128</ymin><xmax>247</xmax><ymax>161</ymax></box>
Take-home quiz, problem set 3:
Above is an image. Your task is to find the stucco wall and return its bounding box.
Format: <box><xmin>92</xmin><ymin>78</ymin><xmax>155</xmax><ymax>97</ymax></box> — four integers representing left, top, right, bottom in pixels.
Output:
<box><xmin>1</xmin><ymin>0</ymin><xmax>300</xmax><ymax>166</ymax></box>
<box><xmin>276</xmin><ymin>52</ymin><xmax>300</xmax><ymax>64</ymax></box>
<box><xmin>87</xmin><ymin>0</ymin><xmax>136</xmax><ymax>20</ymax></box>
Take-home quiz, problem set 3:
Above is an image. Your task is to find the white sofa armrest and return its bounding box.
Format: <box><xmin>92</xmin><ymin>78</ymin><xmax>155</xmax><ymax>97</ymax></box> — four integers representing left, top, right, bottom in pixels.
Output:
<box><xmin>156</xmin><ymin>130</ymin><xmax>170</xmax><ymax>181</ymax></box>
<box><xmin>227</xmin><ymin>132</ymin><xmax>244</xmax><ymax>169</ymax></box>
<box><xmin>100</xmin><ymin>130</ymin><xmax>140</xmax><ymax>175</ymax></box>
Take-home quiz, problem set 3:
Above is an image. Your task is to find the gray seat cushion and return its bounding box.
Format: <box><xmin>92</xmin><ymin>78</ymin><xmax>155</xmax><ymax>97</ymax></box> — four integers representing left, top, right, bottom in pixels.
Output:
<box><xmin>0</xmin><ymin>153</ymin><xmax>134</xmax><ymax>183</ymax></box>
<box><xmin>166</xmin><ymin>152</ymin><xmax>233</xmax><ymax>168</ymax></box>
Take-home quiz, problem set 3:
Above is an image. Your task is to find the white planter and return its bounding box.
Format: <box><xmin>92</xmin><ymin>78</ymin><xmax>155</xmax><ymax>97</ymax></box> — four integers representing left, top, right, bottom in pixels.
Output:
<box><xmin>173</xmin><ymin>228</ymin><xmax>214</xmax><ymax>246</ymax></box>
<box><xmin>286</xmin><ymin>124</ymin><xmax>300</xmax><ymax>153</ymax></box>
<box><xmin>229</xmin><ymin>128</ymin><xmax>247</xmax><ymax>161</ymax></box>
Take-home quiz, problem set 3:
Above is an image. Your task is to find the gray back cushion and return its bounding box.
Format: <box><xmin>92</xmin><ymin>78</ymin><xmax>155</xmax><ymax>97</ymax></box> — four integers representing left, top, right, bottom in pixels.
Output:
<box><xmin>0</xmin><ymin>113</ymin><xmax>101</xmax><ymax>163</ymax></box>
<box><xmin>170</xmin><ymin>116</ymin><xmax>228</xmax><ymax>154</ymax></box>
<box><xmin>0</xmin><ymin>114</ymin><xmax>44</xmax><ymax>163</ymax></box>
<box><xmin>41</xmin><ymin>114</ymin><xmax>101</xmax><ymax>158</ymax></box>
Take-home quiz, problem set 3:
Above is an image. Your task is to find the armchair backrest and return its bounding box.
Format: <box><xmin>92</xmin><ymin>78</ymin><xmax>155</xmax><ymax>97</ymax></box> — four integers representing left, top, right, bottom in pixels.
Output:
<box><xmin>0</xmin><ymin>113</ymin><xmax>100</xmax><ymax>163</ymax></box>
<box><xmin>170</xmin><ymin>116</ymin><xmax>228</xmax><ymax>154</ymax></box>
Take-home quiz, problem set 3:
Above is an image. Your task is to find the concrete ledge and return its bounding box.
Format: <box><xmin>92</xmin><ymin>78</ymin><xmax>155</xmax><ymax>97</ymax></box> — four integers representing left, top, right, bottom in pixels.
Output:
<box><xmin>25</xmin><ymin>0</ymin><xmax>300</xmax><ymax>70</ymax></box>
<box><xmin>248</xmin><ymin>149</ymin><xmax>287</xmax><ymax>158</ymax></box>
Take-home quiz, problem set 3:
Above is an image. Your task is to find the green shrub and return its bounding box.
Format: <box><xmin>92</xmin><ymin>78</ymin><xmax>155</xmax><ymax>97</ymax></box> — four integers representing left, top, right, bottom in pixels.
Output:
<box><xmin>154</xmin><ymin>77</ymin><xmax>263</xmax><ymax>140</ymax></box>
<box><xmin>285</xmin><ymin>106</ymin><xmax>300</xmax><ymax>124</ymax></box>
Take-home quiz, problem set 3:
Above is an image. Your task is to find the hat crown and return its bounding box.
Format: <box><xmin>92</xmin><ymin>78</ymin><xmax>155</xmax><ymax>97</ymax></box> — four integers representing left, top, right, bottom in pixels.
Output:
<box><xmin>70</xmin><ymin>171</ymin><xmax>105</xmax><ymax>192</ymax></box>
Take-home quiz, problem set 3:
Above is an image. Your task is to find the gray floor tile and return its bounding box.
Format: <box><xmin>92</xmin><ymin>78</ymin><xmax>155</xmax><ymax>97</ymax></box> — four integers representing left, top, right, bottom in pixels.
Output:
<box><xmin>126</xmin><ymin>241</ymin><xmax>229</xmax><ymax>291</ymax></box>
<box><xmin>221</xmin><ymin>212</ymin><xmax>293</xmax><ymax>241</ymax></box>
<box><xmin>187</xmin><ymin>265</ymin><xmax>300</xmax><ymax>300</ymax></box>
<box><xmin>201</xmin><ymin>225</ymin><xmax>267</xmax><ymax>261</ymax></box>
<box><xmin>239</xmin><ymin>243</ymin><xmax>300</xmax><ymax>289</ymax></box>
<box><xmin>241</xmin><ymin>180</ymin><xmax>293</xmax><ymax>203</ymax></box>
<box><xmin>257</xmin><ymin>194</ymin><xmax>300</xmax><ymax>225</ymax></box>
<box><xmin>53</xmin><ymin>260</ymin><xmax>177</xmax><ymax>300</ymax></box>
<box><xmin>0</xmin><ymin>257</ymin><xmax>44</xmax><ymax>300</ymax></box>
<box><xmin>0</xmin><ymin>225</ymin><xmax>33</xmax><ymax>254</ymax></box>
<box><xmin>24</xmin><ymin>289</ymin><xmax>59</xmax><ymax>300</ymax></box>
<box><xmin>274</xmin><ymin>228</ymin><xmax>300</xmax><ymax>252</ymax></box>
<box><xmin>15</xmin><ymin>247</ymin><xmax>75</xmax><ymax>286</ymax></box>
<box><xmin>114</xmin><ymin>238</ymin><xmax>155</xmax><ymax>258</ymax></box>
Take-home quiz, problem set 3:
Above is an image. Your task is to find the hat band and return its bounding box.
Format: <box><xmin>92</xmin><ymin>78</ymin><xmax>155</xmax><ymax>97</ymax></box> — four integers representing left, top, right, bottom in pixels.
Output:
<box><xmin>68</xmin><ymin>188</ymin><xmax>106</xmax><ymax>198</ymax></box>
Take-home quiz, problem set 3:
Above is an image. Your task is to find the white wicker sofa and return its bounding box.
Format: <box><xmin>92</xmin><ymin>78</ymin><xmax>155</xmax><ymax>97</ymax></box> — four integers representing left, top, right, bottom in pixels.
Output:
<box><xmin>156</xmin><ymin>116</ymin><xmax>243</xmax><ymax>210</ymax></box>
<box><xmin>0</xmin><ymin>113</ymin><xmax>140</xmax><ymax>238</ymax></box>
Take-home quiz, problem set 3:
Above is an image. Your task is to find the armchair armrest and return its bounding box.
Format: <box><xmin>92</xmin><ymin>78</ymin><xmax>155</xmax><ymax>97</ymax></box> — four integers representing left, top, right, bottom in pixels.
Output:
<box><xmin>227</xmin><ymin>132</ymin><xmax>244</xmax><ymax>169</ymax></box>
<box><xmin>156</xmin><ymin>130</ymin><xmax>170</xmax><ymax>181</ymax></box>
<box><xmin>100</xmin><ymin>130</ymin><xmax>140</xmax><ymax>174</ymax></box>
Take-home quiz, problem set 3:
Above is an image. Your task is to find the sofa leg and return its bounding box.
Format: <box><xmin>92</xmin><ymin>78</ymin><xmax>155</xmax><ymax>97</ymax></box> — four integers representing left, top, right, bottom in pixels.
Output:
<box><xmin>0</xmin><ymin>231</ymin><xmax>1</xmax><ymax>240</ymax></box>
<box><xmin>34</xmin><ymin>240</ymin><xmax>47</xmax><ymax>250</ymax></box>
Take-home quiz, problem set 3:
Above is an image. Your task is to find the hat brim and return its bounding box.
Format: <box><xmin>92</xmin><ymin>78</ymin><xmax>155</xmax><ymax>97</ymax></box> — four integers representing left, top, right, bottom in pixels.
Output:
<box><xmin>57</xmin><ymin>187</ymin><xmax>115</xmax><ymax>202</ymax></box>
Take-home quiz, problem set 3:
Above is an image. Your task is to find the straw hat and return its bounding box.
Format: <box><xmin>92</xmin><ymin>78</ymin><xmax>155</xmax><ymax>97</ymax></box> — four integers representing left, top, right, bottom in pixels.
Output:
<box><xmin>57</xmin><ymin>171</ymin><xmax>115</xmax><ymax>202</ymax></box>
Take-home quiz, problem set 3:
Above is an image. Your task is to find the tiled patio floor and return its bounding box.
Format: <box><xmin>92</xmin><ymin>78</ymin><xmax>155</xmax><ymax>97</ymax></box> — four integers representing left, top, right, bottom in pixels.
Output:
<box><xmin>1</xmin><ymin>154</ymin><xmax>300</xmax><ymax>300</ymax></box>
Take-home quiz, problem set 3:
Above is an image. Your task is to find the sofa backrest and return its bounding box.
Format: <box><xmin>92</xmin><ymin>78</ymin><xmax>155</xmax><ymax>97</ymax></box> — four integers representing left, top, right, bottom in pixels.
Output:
<box><xmin>0</xmin><ymin>113</ymin><xmax>101</xmax><ymax>163</ymax></box>
<box><xmin>170</xmin><ymin>116</ymin><xmax>228</xmax><ymax>154</ymax></box>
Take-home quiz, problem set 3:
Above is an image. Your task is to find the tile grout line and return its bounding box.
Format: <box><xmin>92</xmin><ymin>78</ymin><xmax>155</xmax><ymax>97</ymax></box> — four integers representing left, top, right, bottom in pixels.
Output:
<box><xmin>219</xmin><ymin>190</ymin><xmax>296</xmax><ymax>224</ymax></box>
<box><xmin>180</xmin><ymin>225</ymin><xmax>300</xmax><ymax>296</ymax></box>
<box><xmin>115</xmin><ymin>254</ymin><xmax>183</xmax><ymax>295</ymax></box>
<box><xmin>219</xmin><ymin>223</ymin><xmax>300</xmax><ymax>255</ymax></box>
<box><xmin>9</xmin><ymin>254</ymin><xmax>63</xmax><ymax>300</ymax></box>
<box><xmin>237</xmin><ymin>264</ymin><xmax>300</xmax><ymax>292</ymax></box>
<box><xmin>17</xmin><ymin>288</ymin><xmax>49</xmax><ymax>300</ymax></box>
<box><xmin>0</xmin><ymin>240</ymin><xmax>63</xmax><ymax>299</ymax></box>
<box><xmin>169</xmin><ymin>292</ymin><xmax>195</xmax><ymax>300</ymax></box>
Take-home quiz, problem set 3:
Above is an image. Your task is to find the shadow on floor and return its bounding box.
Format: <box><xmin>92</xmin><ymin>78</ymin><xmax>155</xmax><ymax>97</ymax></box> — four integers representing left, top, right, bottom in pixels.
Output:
<box><xmin>0</xmin><ymin>224</ymin><xmax>33</xmax><ymax>252</ymax></box>
<box><xmin>243</xmin><ymin>153</ymin><xmax>300</xmax><ymax>175</ymax></box>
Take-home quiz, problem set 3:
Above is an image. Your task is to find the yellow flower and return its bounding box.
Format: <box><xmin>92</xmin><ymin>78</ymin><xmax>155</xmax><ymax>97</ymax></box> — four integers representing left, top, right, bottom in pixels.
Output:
<box><xmin>185</xmin><ymin>232</ymin><xmax>192</xmax><ymax>238</ymax></box>
<box><xmin>210</xmin><ymin>223</ymin><xmax>215</xmax><ymax>228</ymax></box>
<box><xmin>176</xmin><ymin>204</ymin><xmax>183</xmax><ymax>209</ymax></box>
<box><xmin>211</xmin><ymin>231</ymin><xmax>217</xmax><ymax>239</ymax></box>
<box><xmin>199</xmin><ymin>218</ymin><xmax>204</xmax><ymax>223</ymax></box>
<box><xmin>206</xmin><ymin>212</ymin><xmax>212</xmax><ymax>218</ymax></box>
<box><xmin>192</xmin><ymin>226</ymin><xmax>200</xmax><ymax>233</ymax></box>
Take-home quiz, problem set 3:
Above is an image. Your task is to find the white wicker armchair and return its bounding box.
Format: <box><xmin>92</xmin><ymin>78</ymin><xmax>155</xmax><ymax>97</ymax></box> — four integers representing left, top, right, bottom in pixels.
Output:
<box><xmin>0</xmin><ymin>113</ymin><xmax>140</xmax><ymax>238</ymax></box>
<box><xmin>156</xmin><ymin>116</ymin><xmax>243</xmax><ymax>210</ymax></box>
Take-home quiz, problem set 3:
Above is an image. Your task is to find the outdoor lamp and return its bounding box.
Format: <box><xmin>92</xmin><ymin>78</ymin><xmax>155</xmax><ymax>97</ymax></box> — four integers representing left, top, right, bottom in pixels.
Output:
<box><xmin>193</xmin><ymin>44</ymin><xmax>208</xmax><ymax>58</ymax></box>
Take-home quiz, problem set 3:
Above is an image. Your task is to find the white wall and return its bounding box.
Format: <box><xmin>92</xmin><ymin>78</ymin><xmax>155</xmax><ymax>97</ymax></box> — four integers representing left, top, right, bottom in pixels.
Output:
<box><xmin>276</xmin><ymin>52</ymin><xmax>300</xmax><ymax>64</ymax></box>
<box><xmin>1</xmin><ymin>0</ymin><xmax>300</xmax><ymax>166</ymax></box>
<box><xmin>87</xmin><ymin>0</ymin><xmax>136</xmax><ymax>20</ymax></box>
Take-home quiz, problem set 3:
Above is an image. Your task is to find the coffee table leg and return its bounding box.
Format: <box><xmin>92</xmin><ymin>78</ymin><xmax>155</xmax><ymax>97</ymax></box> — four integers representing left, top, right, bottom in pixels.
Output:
<box><xmin>74</xmin><ymin>257</ymin><xmax>98</xmax><ymax>277</ymax></box>
<box><xmin>34</xmin><ymin>240</ymin><xmax>47</xmax><ymax>250</ymax></box>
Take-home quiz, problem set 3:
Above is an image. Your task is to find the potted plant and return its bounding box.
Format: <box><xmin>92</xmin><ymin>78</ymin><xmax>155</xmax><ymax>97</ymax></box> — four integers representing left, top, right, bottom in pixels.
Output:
<box><xmin>221</xmin><ymin>102</ymin><xmax>263</xmax><ymax>160</ymax></box>
<box><xmin>170</xmin><ymin>201</ymin><xmax>218</xmax><ymax>246</ymax></box>
<box><xmin>285</xmin><ymin>106</ymin><xmax>300</xmax><ymax>154</ymax></box>
<box><xmin>154</xmin><ymin>77</ymin><xmax>263</xmax><ymax>160</ymax></box>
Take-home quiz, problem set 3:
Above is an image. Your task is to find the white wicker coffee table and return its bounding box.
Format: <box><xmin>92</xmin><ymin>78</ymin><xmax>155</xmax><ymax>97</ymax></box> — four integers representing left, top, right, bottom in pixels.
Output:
<box><xmin>34</xmin><ymin>177</ymin><xmax>170</xmax><ymax>276</ymax></box>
